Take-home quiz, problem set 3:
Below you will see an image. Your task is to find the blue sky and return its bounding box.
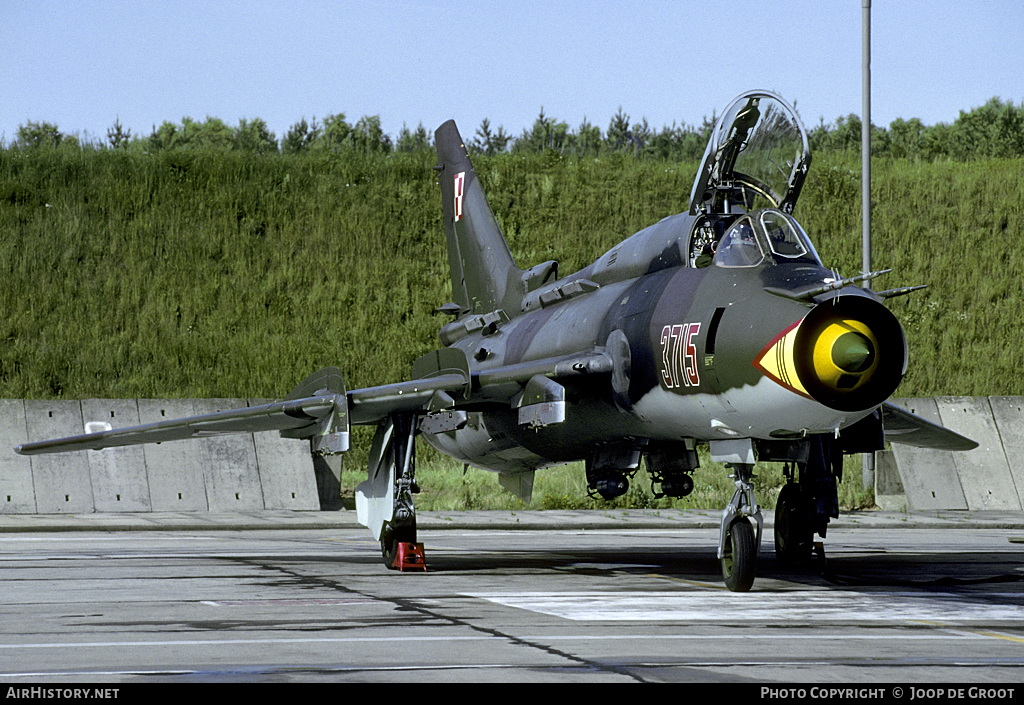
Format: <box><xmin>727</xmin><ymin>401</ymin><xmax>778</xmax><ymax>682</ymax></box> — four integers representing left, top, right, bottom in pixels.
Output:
<box><xmin>3</xmin><ymin>0</ymin><xmax>1021</xmax><ymax>146</ymax></box>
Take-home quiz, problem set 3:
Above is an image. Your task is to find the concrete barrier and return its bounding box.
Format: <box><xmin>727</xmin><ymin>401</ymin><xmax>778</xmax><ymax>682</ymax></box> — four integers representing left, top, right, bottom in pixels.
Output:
<box><xmin>138</xmin><ymin>399</ymin><xmax>208</xmax><ymax>511</ymax></box>
<box><xmin>24</xmin><ymin>400</ymin><xmax>94</xmax><ymax>513</ymax></box>
<box><xmin>988</xmin><ymin>397</ymin><xmax>1024</xmax><ymax>506</ymax></box>
<box><xmin>0</xmin><ymin>399</ymin><xmax>35</xmax><ymax>513</ymax></box>
<box><xmin>249</xmin><ymin>398</ymin><xmax>320</xmax><ymax>511</ymax></box>
<box><xmin>0</xmin><ymin>399</ymin><xmax>322</xmax><ymax>514</ymax></box>
<box><xmin>936</xmin><ymin>397</ymin><xmax>1021</xmax><ymax>510</ymax></box>
<box><xmin>82</xmin><ymin>399</ymin><xmax>150</xmax><ymax>512</ymax></box>
<box><xmin>883</xmin><ymin>398</ymin><xmax>968</xmax><ymax>511</ymax></box>
<box><xmin>888</xmin><ymin>396</ymin><xmax>1024</xmax><ymax>512</ymax></box>
<box><xmin>3</xmin><ymin>396</ymin><xmax>1023</xmax><ymax>514</ymax></box>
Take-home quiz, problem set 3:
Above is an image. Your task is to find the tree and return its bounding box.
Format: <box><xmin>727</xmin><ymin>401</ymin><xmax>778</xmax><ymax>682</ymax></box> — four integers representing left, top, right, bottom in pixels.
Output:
<box><xmin>16</xmin><ymin>121</ymin><xmax>65</xmax><ymax>149</ymax></box>
<box><xmin>396</xmin><ymin>122</ymin><xmax>432</xmax><ymax>152</ymax></box>
<box><xmin>948</xmin><ymin>97</ymin><xmax>1024</xmax><ymax>160</ymax></box>
<box><xmin>648</xmin><ymin>122</ymin><xmax>702</xmax><ymax>161</ymax></box>
<box><xmin>282</xmin><ymin>117</ymin><xmax>321</xmax><ymax>154</ymax></box>
<box><xmin>471</xmin><ymin>118</ymin><xmax>510</xmax><ymax>155</ymax></box>
<box><xmin>148</xmin><ymin>121</ymin><xmax>179</xmax><ymax>151</ymax></box>
<box><xmin>180</xmin><ymin>116</ymin><xmax>233</xmax><ymax>150</ymax></box>
<box><xmin>145</xmin><ymin>117</ymin><xmax>234</xmax><ymax>151</ymax></box>
<box><xmin>350</xmin><ymin>115</ymin><xmax>392</xmax><ymax>153</ymax></box>
<box><xmin>106</xmin><ymin>118</ymin><xmax>132</xmax><ymax>150</ymax></box>
<box><xmin>319</xmin><ymin>113</ymin><xmax>351</xmax><ymax>151</ymax></box>
<box><xmin>515</xmin><ymin>108</ymin><xmax>569</xmax><ymax>153</ymax></box>
<box><xmin>809</xmin><ymin>113</ymin><xmax>861</xmax><ymax>152</ymax></box>
<box><xmin>630</xmin><ymin>117</ymin><xmax>652</xmax><ymax>155</ymax></box>
<box><xmin>920</xmin><ymin>122</ymin><xmax>953</xmax><ymax>161</ymax></box>
<box><xmin>887</xmin><ymin>117</ymin><xmax>925</xmax><ymax>161</ymax></box>
<box><xmin>233</xmin><ymin>117</ymin><xmax>277</xmax><ymax>154</ymax></box>
<box><xmin>606</xmin><ymin>107</ymin><xmax>631</xmax><ymax>151</ymax></box>
<box><xmin>571</xmin><ymin>117</ymin><xmax>602</xmax><ymax>156</ymax></box>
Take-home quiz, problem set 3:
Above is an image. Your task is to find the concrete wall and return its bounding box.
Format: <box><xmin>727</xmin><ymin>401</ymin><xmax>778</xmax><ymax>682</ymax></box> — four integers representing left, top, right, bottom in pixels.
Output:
<box><xmin>0</xmin><ymin>399</ymin><xmax>320</xmax><ymax>514</ymax></box>
<box><xmin>884</xmin><ymin>397</ymin><xmax>1024</xmax><ymax>512</ymax></box>
<box><xmin>2</xmin><ymin>396</ymin><xmax>1021</xmax><ymax>514</ymax></box>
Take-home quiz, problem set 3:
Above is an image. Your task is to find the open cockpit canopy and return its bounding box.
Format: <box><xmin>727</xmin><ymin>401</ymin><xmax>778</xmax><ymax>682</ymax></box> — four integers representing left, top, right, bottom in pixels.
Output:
<box><xmin>689</xmin><ymin>91</ymin><xmax>810</xmax><ymax>218</ymax></box>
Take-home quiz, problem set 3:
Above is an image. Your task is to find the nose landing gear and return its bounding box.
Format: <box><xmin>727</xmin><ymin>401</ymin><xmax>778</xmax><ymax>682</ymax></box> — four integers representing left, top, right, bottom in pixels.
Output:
<box><xmin>718</xmin><ymin>462</ymin><xmax>763</xmax><ymax>592</ymax></box>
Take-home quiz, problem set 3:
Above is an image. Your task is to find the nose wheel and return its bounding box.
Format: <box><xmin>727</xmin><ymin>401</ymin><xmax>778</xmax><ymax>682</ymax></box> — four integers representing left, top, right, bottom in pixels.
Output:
<box><xmin>718</xmin><ymin>463</ymin><xmax>763</xmax><ymax>592</ymax></box>
<box><xmin>721</xmin><ymin>519</ymin><xmax>756</xmax><ymax>592</ymax></box>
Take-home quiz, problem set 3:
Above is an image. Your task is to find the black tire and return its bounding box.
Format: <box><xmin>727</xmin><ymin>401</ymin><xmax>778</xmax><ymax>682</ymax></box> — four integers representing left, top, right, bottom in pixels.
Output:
<box><xmin>381</xmin><ymin>521</ymin><xmax>417</xmax><ymax>569</ymax></box>
<box><xmin>774</xmin><ymin>483</ymin><xmax>814</xmax><ymax>566</ymax></box>
<box><xmin>721</xmin><ymin>519</ymin><xmax>756</xmax><ymax>592</ymax></box>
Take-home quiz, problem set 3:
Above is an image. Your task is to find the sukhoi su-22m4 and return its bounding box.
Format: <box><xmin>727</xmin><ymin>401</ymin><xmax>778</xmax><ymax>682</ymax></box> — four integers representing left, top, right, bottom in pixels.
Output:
<box><xmin>17</xmin><ymin>91</ymin><xmax>976</xmax><ymax>591</ymax></box>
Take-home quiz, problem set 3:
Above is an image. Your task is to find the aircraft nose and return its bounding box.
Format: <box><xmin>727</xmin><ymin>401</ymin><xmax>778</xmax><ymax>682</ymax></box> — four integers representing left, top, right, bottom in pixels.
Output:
<box><xmin>754</xmin><ymin>295</ymin><xmax>906</xmax><ymax>412</ymax></box>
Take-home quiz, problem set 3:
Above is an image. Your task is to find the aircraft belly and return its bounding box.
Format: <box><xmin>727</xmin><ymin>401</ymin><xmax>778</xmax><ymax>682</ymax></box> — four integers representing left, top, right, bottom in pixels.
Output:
<box><xmin>420</xmin><ymin>411</ymin><xmax>555</xmax><ymax>474</ymax></box>
<box><xmin>632</xmin><ymin>378</ymin><xmax>872</xmax><ymax>441</ymax></box>
<box><xmin>422</xmin><ymin>394</ymin><xmax>647</xmax><ymax>472</ymax></box>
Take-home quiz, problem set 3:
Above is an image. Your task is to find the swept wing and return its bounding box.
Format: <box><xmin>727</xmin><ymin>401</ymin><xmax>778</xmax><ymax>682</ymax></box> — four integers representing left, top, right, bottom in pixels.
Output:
<box><xmin>14</xmin><ymin>346</ymin><xmax>612</xmax><ymax>456</ymax></box>
<box><xmin>881</xmin><ymin>402</ymin><xmax>978</xmax><ymax>452</ymax></box>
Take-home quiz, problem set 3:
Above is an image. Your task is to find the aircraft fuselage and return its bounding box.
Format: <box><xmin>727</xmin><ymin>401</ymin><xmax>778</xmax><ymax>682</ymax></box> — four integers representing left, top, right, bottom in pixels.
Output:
<box><xmin>423</xmin><ymin>209</ymin><xmax>906</xmax><ymax>475</ymax></box>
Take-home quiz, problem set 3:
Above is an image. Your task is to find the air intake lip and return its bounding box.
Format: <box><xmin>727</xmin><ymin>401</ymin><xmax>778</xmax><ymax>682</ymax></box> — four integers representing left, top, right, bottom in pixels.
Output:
<box><xmin>753</xmin><ymin>295</ymin><xmax>907</xmax><ymax>412</ymax></box>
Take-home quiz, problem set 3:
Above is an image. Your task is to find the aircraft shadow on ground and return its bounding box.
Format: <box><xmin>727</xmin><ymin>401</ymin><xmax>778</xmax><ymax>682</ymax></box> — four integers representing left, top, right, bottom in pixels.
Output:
<box><xmin>412</xmin><ymin>544</ymin><xmax>1024</xmax><ymax>599</ymax></box>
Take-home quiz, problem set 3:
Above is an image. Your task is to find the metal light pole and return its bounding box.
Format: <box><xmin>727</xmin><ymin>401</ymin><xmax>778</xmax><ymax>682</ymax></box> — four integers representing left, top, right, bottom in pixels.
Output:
<box><xmin>862</xmin><ymin>0</ymin><xmax>875</xmax><ymax>490</ymax></box>
<box><xmin>862</xmin><ymin>0</ymin><xmax>872</xmax><ymax>285</ymax></box>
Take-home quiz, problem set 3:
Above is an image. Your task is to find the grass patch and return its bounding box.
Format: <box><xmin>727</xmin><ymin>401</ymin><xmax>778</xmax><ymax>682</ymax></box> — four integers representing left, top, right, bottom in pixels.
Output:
<box><xmin>344</xmin><ymin>446</ymin><xmax>876</xmax><ymax>513</ymax></box>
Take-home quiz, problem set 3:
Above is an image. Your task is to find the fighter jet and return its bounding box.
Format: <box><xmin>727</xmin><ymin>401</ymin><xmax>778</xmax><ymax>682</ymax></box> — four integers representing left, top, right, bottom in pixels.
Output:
<box><xmin>16</xmin><ymin>90</ymin><xmax>976</xmax><ymax>591</ymax></box>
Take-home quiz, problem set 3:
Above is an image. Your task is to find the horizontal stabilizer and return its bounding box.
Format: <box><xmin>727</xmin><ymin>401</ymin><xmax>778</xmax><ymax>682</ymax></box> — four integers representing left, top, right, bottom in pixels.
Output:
<box><xmin>881</xmin><ymin>402</ymin><xmax>978</xmax><ymax>451</ymax></box>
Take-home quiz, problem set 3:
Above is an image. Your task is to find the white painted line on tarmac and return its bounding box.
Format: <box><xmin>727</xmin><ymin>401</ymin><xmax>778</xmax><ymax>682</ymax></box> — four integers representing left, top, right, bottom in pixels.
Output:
<box><xmin>0</xmin><ymin>636</ymin><xmax>497</xmax><ymax>650</ymax></box>
<box><xmin>464</xmin><ymin>590</ymin><xmax>1024</xmax><ymax>622</ymax></box>
<box><xmin>0</xmin><ymin>630</ymin><xmax>995</xmax><ymax>657</ymax></box>
<box><xmin>0</xmin><ymin>535</ymin><xmax>222</xmax><ymax>541</ymax></box>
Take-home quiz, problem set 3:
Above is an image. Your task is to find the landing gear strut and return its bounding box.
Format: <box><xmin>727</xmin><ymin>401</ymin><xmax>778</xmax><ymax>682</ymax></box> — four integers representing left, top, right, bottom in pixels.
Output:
<box><xmin>383</xmin><ymin>414</ymin><xmax>424</xmax><ymax>571</ymax></box>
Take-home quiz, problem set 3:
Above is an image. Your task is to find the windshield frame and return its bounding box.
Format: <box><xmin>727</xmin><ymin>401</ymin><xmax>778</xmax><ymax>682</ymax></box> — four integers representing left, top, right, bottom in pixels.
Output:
<box><xmin>713</xmin><ymin>216</ymin><xmax>765</xmax><ymax>268</ymax></box>
<box><xmin>710</xmin><ymin>209</ymin><xmax>822</xmax><ymax>269</ymax></box>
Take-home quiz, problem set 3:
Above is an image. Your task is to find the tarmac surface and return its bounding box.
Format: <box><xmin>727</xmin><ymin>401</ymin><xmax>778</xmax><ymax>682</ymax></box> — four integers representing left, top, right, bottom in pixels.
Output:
<box><xmin>2</xmin><ymin>509</ymin><xmax>1024</xmax><ymax>683</ymax></box>
<box><xmin>3</xmin><ymin>507</ymin><xmax>1024</xmax><ymax>532</ymax></box>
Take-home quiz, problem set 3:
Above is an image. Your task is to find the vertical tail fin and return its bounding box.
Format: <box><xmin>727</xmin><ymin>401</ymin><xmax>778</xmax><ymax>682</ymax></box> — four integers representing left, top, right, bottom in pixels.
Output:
<box><xmin>435</xmin><ymin>120</ymin><xmax>522</xmax><ymax>316</ymax></box>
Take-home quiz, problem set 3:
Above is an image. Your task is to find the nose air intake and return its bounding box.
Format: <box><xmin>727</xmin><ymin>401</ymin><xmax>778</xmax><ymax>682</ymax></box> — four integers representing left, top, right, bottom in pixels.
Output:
<box><xmin>754</xmin><ymin>296</ymin><xmax>907</xmax><ymax>412</ymax></box>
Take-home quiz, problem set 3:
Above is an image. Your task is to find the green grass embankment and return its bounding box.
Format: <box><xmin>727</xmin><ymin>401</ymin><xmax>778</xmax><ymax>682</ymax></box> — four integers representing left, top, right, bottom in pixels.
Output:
<box><xmin>2</xmin><ymin>147</ymin><xmax>1020</xmax><ymax>509</ymax></box>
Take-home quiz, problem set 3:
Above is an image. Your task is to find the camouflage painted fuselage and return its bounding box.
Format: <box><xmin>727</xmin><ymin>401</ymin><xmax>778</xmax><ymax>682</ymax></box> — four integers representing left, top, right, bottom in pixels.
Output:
<box><xmin>423</xmin><ymin>209</ymin><xmax>906</xmax><ymax>473</ymax></box>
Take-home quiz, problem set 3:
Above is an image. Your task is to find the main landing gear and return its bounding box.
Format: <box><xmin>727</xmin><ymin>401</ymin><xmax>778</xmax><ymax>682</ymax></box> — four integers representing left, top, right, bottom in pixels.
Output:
<box><xmin>774</xmin><ymin>482</ymin><xmax>815</xmax><ymax>565</ymax></box>
<box><xmin>381</xmin><ymin>414</ymin><xmax>426</xmax><ymax>571</ymax></box>
<box><xmin>357</xmin><ymin>413</ymin><xmax>427</xmax><ymax>572</ymax></box>
<box><xmin>773</xmin><ymin>435</ymin><xmax>841</xmax><ymax>567</ymax></box>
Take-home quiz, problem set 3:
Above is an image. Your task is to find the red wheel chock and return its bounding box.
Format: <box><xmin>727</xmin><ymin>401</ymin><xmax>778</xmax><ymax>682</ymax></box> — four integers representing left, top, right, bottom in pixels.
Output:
<box><xmin>392</xmin><ymin>542</ymin><xmax>427</xmax><ymax>571</ymax></box>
